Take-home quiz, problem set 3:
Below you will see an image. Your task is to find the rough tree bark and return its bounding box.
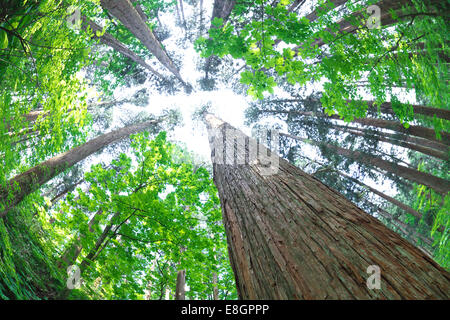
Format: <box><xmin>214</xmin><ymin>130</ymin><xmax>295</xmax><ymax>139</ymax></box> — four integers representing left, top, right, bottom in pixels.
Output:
<box><xmin>0</xmin><ymin>119</ymin><xmax>161</xmax><ymax>216</ymax></box>
<box><xmin>204</xmin><ymin>113</ymin><xmax>449</xmax><ymax>299</ymax></box>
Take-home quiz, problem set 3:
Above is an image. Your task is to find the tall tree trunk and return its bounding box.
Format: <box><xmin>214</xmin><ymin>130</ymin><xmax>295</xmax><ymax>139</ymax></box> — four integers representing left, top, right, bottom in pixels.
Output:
<box><xmin>266</xmin><ymin>98</ymin><xmax>450</xmax><ymax>121</ymax></box>
<box><xmin>282</xmin><ymin>132</ymin><xmax>450</xmax><ymax>194</ymax></box>
<box><xmin>58</xmin><ymin>209</ymin><xmax>103</xmax><ymax>269</ymax></box>
<box><xmin>175</xmin><ymin>270</ymin><xmax>186</xmax><ymax>300</ymax></box>
<box><xmin>262</xmin><ymin>109</ymin><xmax>450</xmax><ymax>145</ymax></box>
<box><xmin>332</xmin><ymin>125</ymin><xmax>448</xmax><ymax>161</ymax></box>
<box><xmin>376</xmin><ymin>207</ymin><xmax>434</xmax><ymax>256</ymax></box>
<box><xmin>100</xmin><ymin>0</ymin><xmax>188</xmax><ymax>87</ymax></box>
<box><xmin>204</xmin><ymin>113</ymin><xmax>449</xmax><ymax>299</ymax></box>
<box><xmin>303</xmin><ymin>155</ymin><xmax>425</xmax><ymax>221</ymax></box>
<box><xmin>212</xmin><ymin>272</ymin><xmax>219</xmax><ymax>300</ymax></box>
<box><xmin>294</xmin><ymin>0</ymin><xmax>444</xmax><ymax>51</ymax></box>
<box><xmin>204</xmin><ymin>0</ymin><xmax>236</xmax><ymax>76</ymax></box>
<box><xmin>81</xmin><ymin>16</ymin><xmax>165</xmax><ymax>81</ymax></box>
<box><xmin>330</xmin><ymin>123</ymin><xmax>448</xmax><ymax>154</ymax></box>
<box><xmin>175</xmin><ymin>247</ymin><xmax>186</xmax><ymax>300</ymax></box>
<box><xmin>199</xmin><ymin>0</ymin><xmax>204</xmax><ymax>36</ymax></box>
<box><xmin>178</xmin><ymin>0</ymin><xmax>187</xmax><ymax>30</ymax></box>
<box><xmin>79</xmin><ymin>211</ymin><xmax>121</xmax><ymax>274</ymax></box>
<box><xmin>0</xmin><ymin>119</ymin><xmax>161</xmax><ymax>216</ymax></box>
<box><xmin>365</xmin><ymin>101</ymin><xmax>450</xmax><ymax>121</ymax></box>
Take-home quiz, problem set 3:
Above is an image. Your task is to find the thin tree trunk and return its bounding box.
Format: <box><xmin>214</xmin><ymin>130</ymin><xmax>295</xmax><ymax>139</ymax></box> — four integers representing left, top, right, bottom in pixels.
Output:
<box><xmin>204</xmin><ymin>0</ymin><xmax>236</xmax><ymax>76</ymax></box>
<box><xmin>175</xmin><ymin>270</ymin><xmax>186</xmax><ymax>300</ymax></box>
<box><xmin>263</xmin><ymin>109</ymin><xmax>450</xmax><ymax>145</ymax></box>
<box><xmin>100</xmin><ymin>0</ymin><xmax>187</xmax><ymax>87</ymax></box>
<box><xmin>178</xmin><ymin>0</ymin><xmax>187</xmax><ymax>30</ymax></box>
<box><xmin>212</xmin><ymin>272</ymin><xmax>219</xmax><ymax>300</ymax></box>
<box><xmin>58</xmin><ymin>209</ymin><xmax>103</xmax><ymax>269</ymax></box>
<box><xmin>175</xmin><ymin>247</ymin><xmax>186</xmax><ymax>300</ymax></box>
<box><xmin>282</xmin><ymin>132</ymin><xmax>450</xmax><ymax>195</ymax></box>
<box><xmin>79</xmin><ymin>211</ymin><xmax>121</xmax><ymax>274</ymax></box>
<box><xmin>331</xmin><ymin>123</ymin><xmax>448</xmax><ymax>154</ymax></box>
<box><xmin>332</xmin><ymin>125</ymin><xmax>448</xmax><ymax>161</ymax></box>
<box><xmin>81</xmin><ymin>16</ymin><xmax>165</xmax><ymax>80</ymax></box>
<box><xmin>335</xmin><ymin>169</ymin><xmax>424</xmax><ymax>220</ymax></box>
<box><xmin>303</xmin><ymin>155</ymin><xmax>425</xmax><ymax>221</ymax></box>
<box><xmin>50</xmin><ymin>178</ymin><xmax>85</xmax><ymax>205</ymax></box>
<box><xmin>199</xmin><ymin>0</ymin><xmax>204</xmax><ymax>36</ymax></box>
<box><xmin>131</xmin><ymin>0</ymin><xmax>148</xmax><ymax>21</ymax></box>
<box><xmin>0</xmin><ymin>119</ymin><xmax>161</xmax><ymax>216</ymax></box>
<box><xmin>266</xmin><ymin>98</ymin><xmax>450</xmax><ymax>121</ymax></box>
<box><xmin>294</xmin><ymin>0</ymin><xmax>444</xmax><ymax>51</ymax></box>
<box><xmin>365</xmin><ymin>101</ymin><xmax>450</xmax><ymax>121</ymax></box>
<box><xmin>204</xmin><ymin>113</ymin><xmax>449</xmax><ymax>299</ymax></box>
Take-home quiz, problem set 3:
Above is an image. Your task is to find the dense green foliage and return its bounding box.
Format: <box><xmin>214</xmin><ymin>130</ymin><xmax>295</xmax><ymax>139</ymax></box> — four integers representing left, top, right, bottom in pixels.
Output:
<box><xmin>0</xmin><ymin>0</ymin><xmax>448</xmax><ymax>300</ymax></box>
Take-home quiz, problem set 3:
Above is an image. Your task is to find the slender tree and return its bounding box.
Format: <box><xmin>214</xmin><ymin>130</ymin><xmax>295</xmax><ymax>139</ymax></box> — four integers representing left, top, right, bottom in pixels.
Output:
<box><xmin>281</xmin><ymin>132</ymin><xmax>450</xmax><ymax>195</ymax></box>
<box><xmin>100</xmin><ymin>0</ymin><xmax>188</xmax><ymax>88</ymax></box>
<box><xmin>81</xmin><ymin>16</ymin><xmax>165</xmax><ymax>80</ymax></box>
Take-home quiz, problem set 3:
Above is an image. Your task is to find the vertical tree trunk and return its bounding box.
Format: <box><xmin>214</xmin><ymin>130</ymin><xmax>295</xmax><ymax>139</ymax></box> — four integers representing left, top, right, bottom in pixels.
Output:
<box><xmin>0</xmin><ymin>119</ymin><xmax>161</xmax><ymax>216</ymax></box>
<box><xmin>303</xmin><ymin>155</ymin><xmax>425</xmax><ymax>221</ymax></box>
<box><xmin>100</xmin><ymin>0</ymin><xmax>187</xmax><ymax>87</ymax></box>
<box><xmin>178</xmin><ymin>0</ymin><xmax>187</xmax><ymax>29</ymax></box>
<box><xmin>204</xmin><ymin>113</ymin><xmax>449</xmax><ymax>299</ymax></box>
<box><xmin>281</xmin><ymin>132</ymin><xmax>450</xmax><ymax>194</ymax></box>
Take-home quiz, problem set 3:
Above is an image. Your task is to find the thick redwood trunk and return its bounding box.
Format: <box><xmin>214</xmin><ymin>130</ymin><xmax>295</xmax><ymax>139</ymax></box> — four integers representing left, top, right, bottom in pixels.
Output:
<box><xmin>100</xmin><ymin>0</ymin><xmax>187</xmax><ymax>86</ymax></box>
<box><xmin>0</xmin><ymin>119</ymin><xmax>160</xmax><ymax>216</ymax></box>
<box><xmin>282</xmin><ymin>132</ymin><xmax>450</xmax><ymax>194</ymax></box>
<box><xmin>205</xmin><ymin>114</ymin><xmax>449</xmax><ymax>299</ymax></box>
